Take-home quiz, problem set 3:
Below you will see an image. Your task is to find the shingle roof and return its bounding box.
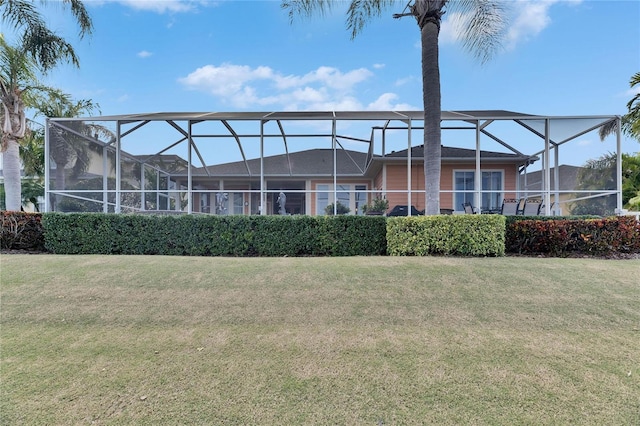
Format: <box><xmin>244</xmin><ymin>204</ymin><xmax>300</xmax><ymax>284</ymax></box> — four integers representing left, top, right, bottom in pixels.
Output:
<box><xmin>520</xmin><ymin>165</ymin><xmax>582</xmax><ymax>191</ymax></box>
<box><xmin>384</xmin><ymin>145</ymin><xmax>532</xmax><ymax>163</ymax></box>
<box><xmin>192</xmin><ymin>144</ymin><xmax>532</xmax><ymax>177</ymax></box>
<box><xmin>196</xmin><ymin>149</ymin><xmax>369</xmax><ymax>176</ymax></box>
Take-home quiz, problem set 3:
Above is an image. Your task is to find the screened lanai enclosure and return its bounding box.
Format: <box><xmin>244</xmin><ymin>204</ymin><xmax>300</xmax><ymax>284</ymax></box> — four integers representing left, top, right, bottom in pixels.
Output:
<box><xmin>44</xmin><ymin>110</ymin><xmax>623</xmax><ymax>216</ymax></box>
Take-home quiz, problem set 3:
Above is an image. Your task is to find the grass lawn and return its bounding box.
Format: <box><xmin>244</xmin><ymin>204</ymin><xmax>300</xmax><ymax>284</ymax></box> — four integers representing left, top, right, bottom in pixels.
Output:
<box><xmin>1</xmin><ymin>255</ymin><xmax>639</xmax><ymax>425</ymax></box>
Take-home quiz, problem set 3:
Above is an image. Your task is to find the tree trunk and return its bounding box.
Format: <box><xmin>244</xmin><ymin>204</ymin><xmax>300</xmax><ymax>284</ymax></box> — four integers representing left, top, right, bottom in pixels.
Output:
<box><xmin>421</xmin><ymin>20</ymin><xmax>442</xmax><ymax>215</ymax></box>
<box><xmin>54</xmin><ymin>156</ymin><xmax>67</xmax><ymax>211</ymax></box>
<box><xmin>2</xmin><ymin>138</ymin><xmax>22</xmax><ymax>211</ymax></box>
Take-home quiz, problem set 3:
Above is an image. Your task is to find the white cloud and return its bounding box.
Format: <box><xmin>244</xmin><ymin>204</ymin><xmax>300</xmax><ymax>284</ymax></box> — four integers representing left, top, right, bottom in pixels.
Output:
<box><xmin>178</xmin><ymin>63</ymin><xmax>409</xmax><ymax>111</ymax></box>
<box><xmin>505</xmin><ymin>0</ymin><xmax>583</xmax><ymax>50</ymax></box>
<box><xmin>92</xmin><ymin>0</ymin><xmax>217</xmax><ymax>14</ymax></box>
<box><xmin>273</xmin><ymin>67</ymin><xmax>372</xmax><ymax>91</ymax></box>
<box><xmin>373</xmin><ymin>63</ymin><xmax>385</xmax><ymax>69</ymax></box>
<box><xmin>394</xmin><ymin>76</ymin><xmax>415</xmax><ymax>87</ymax></box>
<box><xmin>367</xmin><ymin>93</ymin><xmax>415</xmax><ymax>111</ymax></box>
<box><xmin>439</xmin><ymin>11</ymin><xmax>468</xmax><ymax>45</ymax></box>
<box><xmin>114</xmin><ymin>0</ymin><xmax>195</xmax><ymax>13</ymax></box>
<box><xmin>178</xmin><ymin>63</ymin><xmax>275</xmax><ymax>100</ymax></box>
<box><xmin>505</xmin><ymin>2</ymin><xmax>552</xmax><ymax>49</ymax></box>
<box><xmin>440</xmin><ymin>0</ymin><xmax>583</xmax><ymax>50</ymax></box>
<box><xmin>137</xmin><ymin>50</ymin><xmax>153</xmax><ymax>58</ymax></box>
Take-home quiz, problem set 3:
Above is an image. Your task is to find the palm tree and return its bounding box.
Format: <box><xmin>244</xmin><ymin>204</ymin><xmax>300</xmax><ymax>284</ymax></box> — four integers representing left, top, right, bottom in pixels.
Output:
<box><xmin>0</xmin><ymin>0</ymin><xmax>92</xmax><ymax>211</ymax></box>
<box><xmin>599</xmin><ymin>72</ymin><xmax>640</xmax><ymax>142</ymax></box>
<box><xmin>1</xmin><ymin>35</ymin><xmax>36</xmax><ymax>211</ymax></box>
<box><xmin>283</xmin><ymin>0</ymin><xmax>506</xmax><ymax>214</ymax></box>
<box><xmin>19</xmin><ymin>123</ymin><xmax>44</xmax><ymax>178</ymax></box>
<box><xmin>33</xmin><ymin>91</ymin><xmax>109</xmax><ymax>210</ymax></box>
<box><xmin>17</xmin><ymin>124</ymin><xmax>45</xmax><ymax>211</ymax></box>
<box><xmin>1</xmin><ymin>0</ymin><xmax>92</xmax><ymax>72</ymax></box>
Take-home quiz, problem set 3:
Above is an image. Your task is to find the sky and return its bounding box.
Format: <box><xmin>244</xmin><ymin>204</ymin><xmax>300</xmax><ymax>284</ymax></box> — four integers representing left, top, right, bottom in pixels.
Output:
<box><xmin>15</xmin><ymin>0</ymin><xmax>640</xmax><ymax>165</ymax></box>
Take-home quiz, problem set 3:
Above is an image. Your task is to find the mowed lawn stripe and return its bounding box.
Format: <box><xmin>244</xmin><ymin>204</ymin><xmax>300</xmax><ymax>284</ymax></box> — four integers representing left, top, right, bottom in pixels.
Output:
<box><xmin>2</xmin><ymin>255</ymin><xmax>639</xmax><ymax>424</ymax></box>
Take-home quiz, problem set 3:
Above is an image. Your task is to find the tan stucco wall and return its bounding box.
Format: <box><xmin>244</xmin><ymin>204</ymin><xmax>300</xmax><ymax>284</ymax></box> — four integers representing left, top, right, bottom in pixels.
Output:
<box><xmin>380</xmin><ymin>162</ymin><xmax>520</xmax><ymax>211</ymax></box>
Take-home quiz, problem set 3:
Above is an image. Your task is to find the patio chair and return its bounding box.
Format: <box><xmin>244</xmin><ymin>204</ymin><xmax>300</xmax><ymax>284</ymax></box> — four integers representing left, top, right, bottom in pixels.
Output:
<box><xmin>462</xmin><ymin>202</ymin><xmax>476</xmax><ymax>214</ymax></box>
<box><xmin>538</xmin><ymin>202</ymin><xmax>555</xmax><ymax>216</ymax></box>
<box><xmin>500</xmin><ymin>198</ymin><xmax>520</xmax><ymax>215</ymax></box>
<box><xmin>523</xmin><ymin>199</ymin><xmax>542</xmax><ymax>216</ymax></box>
<box><xmin>516</xmin><ymin>198</ymin><xmax>527</xmax><ymax>215</ymax></box>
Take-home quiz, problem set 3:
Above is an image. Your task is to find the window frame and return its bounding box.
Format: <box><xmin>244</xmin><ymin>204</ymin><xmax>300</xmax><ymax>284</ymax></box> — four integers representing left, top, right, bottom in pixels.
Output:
<box><xmin>453</xmin><ymin>169</ymin><xmax>504</xmax><ymax>212</ymax></box>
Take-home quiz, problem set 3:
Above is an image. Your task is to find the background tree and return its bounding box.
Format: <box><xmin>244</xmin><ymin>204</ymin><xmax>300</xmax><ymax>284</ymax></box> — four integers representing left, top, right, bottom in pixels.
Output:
<box><xmin>1</xmin><ymin>0</ymin><xmax>92</xmax><ymax>71</ymax></box>
<box><xmin>283</xmin><ymin>0</ymin><xmax>506</xmax><ymax>214</ymax></box>
<box><xmin>33</xmin><ymin>91</ymin><xmax>108</xmax><ymax>210</ymax></box>
<box><xmin>599</xmin><ymin>71</ymin><xmax>640</xmax><ymax>142</ymax></box>
<box><xmin>19</xmin><ymin>124</ymin><xmax>44</xmax><ymax>210</ymax></box>
<box><xmin>0</xmin><ymin>0</ymin><xmax>92</xmax><ymax>211</ymax></box>
<box><xmin>571</xmin><ymin>152</ymin><xmax>640</xmax><ymax>215</ymax></box>
<box><xmin>1</xmin><ymin>34</ymin><xmax>37</xmax><ymax>211</ymax></box>
<box><xmin>19</xmin><ymin>123</ymin><xmax>44</xmax><ymax>178</ymax></box>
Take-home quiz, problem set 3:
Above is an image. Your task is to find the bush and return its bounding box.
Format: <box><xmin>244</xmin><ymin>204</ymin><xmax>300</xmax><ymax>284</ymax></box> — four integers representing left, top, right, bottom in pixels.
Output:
<box><xmin>0</xmin><ymin>212</ymin><xmax>45</xmax><ymax>251</ymax></box>
<box><xmin>386</xmin><ymin>214</ymin><xmax>506</xmax><ymax>256</ymax></box>
<box><xmin>362</xmin><ymin>197</ymin><xmax>389</xmax><ymax>214</ymax></box>
<box><xmin>317</xmin><ymin>215</ymin><xmax>387</xmax><ymax>256</ymax></box>
<box><xmin>42</xmin><ymin>213</ymin><xmax>387</xmax><ymax>257</ymax></box>
<box><xmin>325</xmin><ymin>202</ymin><xmax>350</xmax><ymax>215</ymax></box>
<box><xmin>506</xmin><ymin>216</ymin><xmax>640</xmax><ymax>256</ymax></box>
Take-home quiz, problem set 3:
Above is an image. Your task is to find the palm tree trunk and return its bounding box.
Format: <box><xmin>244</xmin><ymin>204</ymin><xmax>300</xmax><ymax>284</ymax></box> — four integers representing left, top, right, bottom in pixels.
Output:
<box><xmin>2</xmin><ymin>138</ymin><xmax>22</xmax><ymax>211</ymax></box>
<box><xmin>421</xmin><ymin>20</ymin><xmax>442</xmax><ymax>215</ymax></box>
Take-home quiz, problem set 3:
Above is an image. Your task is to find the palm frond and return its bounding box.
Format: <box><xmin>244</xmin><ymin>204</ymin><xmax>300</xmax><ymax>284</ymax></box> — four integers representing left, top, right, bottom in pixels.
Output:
<box><xmin>63</xmin><ymin>0</ymin><xmax>93</xmax><ymax>37</ymax></box>
<box><xmin>21</xmin><ymin>22</ymin><xmax>80</xmax><ymax>71</ymax></box>
<box><xmin>601</xmin><ymin>72</ymin><xmax>640</xmax><ymax>141</ymax></box>
<box><xmin>0</xmin><ymin>35</ymin><xmax>38</xmax><ymax>98</ymax></box>
<box><xmin>346</xmin><ymin>0</ymin><xmax>397</xmax><ymax>39</ymax></box>
<box><xmin>281</xmin><ymin>0</ymin><xmax>333</xmax><ymax>24</ymax></box>
<box><xmin>0</xmin><ymin>0</ymin><xmax>42</xmax><ymax>32</ymax></box>
<box><xmin>598</xmin><ymin>119</ymin><xmax>619</xmax><ymax>141</ymax></box>
<box><xmin>626</xmin><ymin>72</ymin><xmax>640</xmax><ymax>139</ymax></box>
<box><xmin>447</xmin><ymin>0</ymin><xmax>508</xmax><ymax>64</ymax></box>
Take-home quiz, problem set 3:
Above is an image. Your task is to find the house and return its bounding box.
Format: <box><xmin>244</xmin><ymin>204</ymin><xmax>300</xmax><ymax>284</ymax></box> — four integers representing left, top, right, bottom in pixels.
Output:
<box><xmin>43</xmin><ymin>110</ymin><xmax>623</xmax><ymax>216</ymax></box>
<box><xmin>179</xmin><ymin>145</ymin><xmax>532</xmax><ymax>216</ymax></box>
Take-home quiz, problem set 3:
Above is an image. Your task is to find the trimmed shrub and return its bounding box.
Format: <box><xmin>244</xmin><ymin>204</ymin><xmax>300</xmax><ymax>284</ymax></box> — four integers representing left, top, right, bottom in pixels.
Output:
<box><xmin>387</xmin><ymin>214</ymin><xmax>506</xmax><ymax>256</ymax></box>
<box><xmin>248</xmin><ymin>215</ymin><xmax>320</xmax><ymax>256</ymax></box>
<box><xmin>506</xmin><ymin>216</ymin><xmax>640</xmax><ymax>256</ymax></box>
<box><xmin>317</xmin><ymin>215</ymin><xmax>387</xmax><ymax>256</ymax></box>
<box><xmin>1</xmin><ymin>212</ymin><xmax>45</xmax><ymax>251</ymax></box>
<box><xmin>42</xmin><ymin>213</ymin><xmax>387</xmax><ymax>257</ymax></box>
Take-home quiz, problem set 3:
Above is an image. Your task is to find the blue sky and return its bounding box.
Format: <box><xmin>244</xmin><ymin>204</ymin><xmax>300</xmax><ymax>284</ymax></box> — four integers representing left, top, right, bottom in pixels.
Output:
<box><xmin>27</xmin><ymin>0</ymin><xmax>640</xmax><ymax>164</ymax></box>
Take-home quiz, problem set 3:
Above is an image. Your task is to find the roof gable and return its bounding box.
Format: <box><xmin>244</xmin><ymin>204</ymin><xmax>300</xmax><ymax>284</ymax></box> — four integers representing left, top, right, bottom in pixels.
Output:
<box><xmin>384</xmin><ymin>145</ymin><xmax>532</xmax><ymax>163</ymax></box>
<box><xmin>198</xmin><ymin>149</ymin><xmax>369</xmax><ymax>176</ymax></box>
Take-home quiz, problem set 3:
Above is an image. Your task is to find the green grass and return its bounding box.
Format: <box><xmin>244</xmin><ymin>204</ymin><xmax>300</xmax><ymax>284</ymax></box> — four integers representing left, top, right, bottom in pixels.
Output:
<box><xmin>1</xmin><ymin>255</ymin><xmax>639</xmax><ymax>425</ymax></box>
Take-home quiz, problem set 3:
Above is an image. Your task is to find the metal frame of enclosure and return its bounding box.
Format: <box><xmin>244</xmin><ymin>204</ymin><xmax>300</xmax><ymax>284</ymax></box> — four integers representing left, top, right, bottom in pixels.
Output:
<box><xmin>44</xmin><ymin>110</ymin><xmax>623</xmax><ymax>216</ymax></box>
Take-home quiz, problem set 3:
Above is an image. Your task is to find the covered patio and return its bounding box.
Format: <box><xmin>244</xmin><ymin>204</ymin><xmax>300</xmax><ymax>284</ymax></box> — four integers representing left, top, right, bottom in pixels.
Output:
<box><xmin>44</xmin><ymin>110</ymin><xmax>623</xmax><ymax>216</ymax></box>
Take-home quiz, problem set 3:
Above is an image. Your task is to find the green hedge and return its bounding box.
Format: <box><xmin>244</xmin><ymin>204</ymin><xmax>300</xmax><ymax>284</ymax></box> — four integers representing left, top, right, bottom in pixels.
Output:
<box><xmin>386</xmin><ymin>215</ymin><xmax>506</xmax><ymax>256</ymax></box>
<box><xmin>42</xmin><ymin>213</ymin><xmax>388</xmax><ymax>257</ymax></box>
<box><xmin>9</xmin><ymin>212</ymin><xmax>638</xmax><ymax>257</ymax></box>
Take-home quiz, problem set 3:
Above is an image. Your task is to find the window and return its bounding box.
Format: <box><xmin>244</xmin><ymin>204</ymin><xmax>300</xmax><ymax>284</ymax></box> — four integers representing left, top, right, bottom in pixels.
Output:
<box><xmin>232</xmin><ymin>193</ymin><xmax>244</xmax><ymax>215</ymax></box>
<box><xmin>213</xmin><ymin>192</ymin><xmax>244</xmax><ymax>215</ymax></box>
<box><xmin>355</xmin><ymin>185</ymin><xmax>367</xmax><ymax>215</ymax></box>
<box><xmin>454</xmin><ymin>171</ymin><xmax>475</xmax><ymax>210</ymax></box>
<box><xmin>481</xmin><ymin>171</ymin><xmax>502</xmax><ymax>212</ymax></box>
<box><xmin>200</xmin><ymin>193</ymin><xmax>210</xmax><ymax>213</ymax></box>
<box><xmin>316</xmin><ymin>184</ymin><xmax>329</xmax><ymax>215</ymax></box>
<box><xmin>316</xmin><ymin>184</ymin><xmax>367</xmax><ymax>215</ymax></box>
<box><xmin>454</xmin><ymin>171</ymin><xmax>503</xmax><ymax>211</ymax></box>
<box><xmin>336</xmin><ymin>185</ymin><xmax>350</xmax><ymax>212</ymax></box>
